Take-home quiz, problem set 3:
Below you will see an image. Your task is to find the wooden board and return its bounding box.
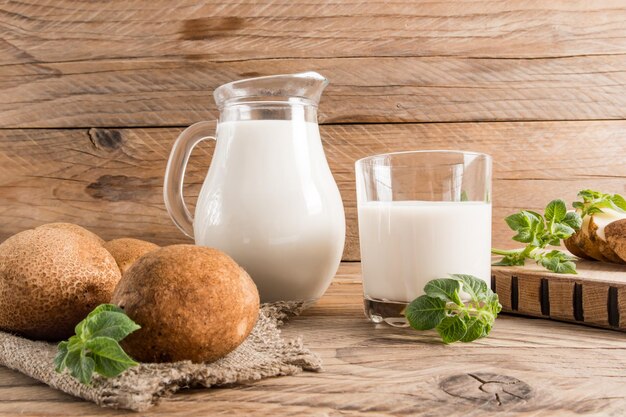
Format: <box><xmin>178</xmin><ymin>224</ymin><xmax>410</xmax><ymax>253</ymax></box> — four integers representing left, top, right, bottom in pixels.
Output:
<box><xmin>1</xmin><ymin>121</ymin><xmax>625</xmax><ymax>259</ymax></box>
<box><xmin>2</xmin><ymin>1</ymin><xmax>626</xmax><ymax>126</ymax></box>
<box><xmin>2</xmin><ymin>263</ymin><xmax>626</xmax><ymax>416</ymax></box>
<box><xmin>493</xmin><ymin>259</ymin><xmax>626</xmax><ymax>331</ymax></box>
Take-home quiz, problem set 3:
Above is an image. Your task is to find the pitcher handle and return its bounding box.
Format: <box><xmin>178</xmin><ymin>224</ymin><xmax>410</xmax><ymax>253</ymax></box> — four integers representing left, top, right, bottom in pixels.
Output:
<box><xmin>163</xmin><ymin>121</ymin><xmax>216</xmax><ymax>238</ymax></box>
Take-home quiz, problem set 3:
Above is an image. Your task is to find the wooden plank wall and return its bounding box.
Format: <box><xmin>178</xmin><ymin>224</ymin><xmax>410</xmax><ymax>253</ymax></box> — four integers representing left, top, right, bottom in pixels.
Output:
<box><xmin>1</xmin><ymin>1</ymin><xmax>626</xmax><ymax>260</ymax></box>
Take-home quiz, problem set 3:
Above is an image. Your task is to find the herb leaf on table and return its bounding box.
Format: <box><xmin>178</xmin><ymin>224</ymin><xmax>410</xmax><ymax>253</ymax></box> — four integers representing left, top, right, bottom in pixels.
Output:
<box><xmin>404</xmin><ymin>275</ymin><xmax>501</xmax><ymax>344</ymax></box>
<box><xmin>491</xmin><ymin>199</ymin><xmax>582</xmax><ymax>274</ymax></box>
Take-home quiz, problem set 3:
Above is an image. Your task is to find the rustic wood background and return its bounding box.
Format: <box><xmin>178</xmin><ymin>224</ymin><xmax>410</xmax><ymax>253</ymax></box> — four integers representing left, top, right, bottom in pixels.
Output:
<box><xmin>1</xmin><ymin>1</ymin><xmax>626</xmax><ymax>260</ymax></box>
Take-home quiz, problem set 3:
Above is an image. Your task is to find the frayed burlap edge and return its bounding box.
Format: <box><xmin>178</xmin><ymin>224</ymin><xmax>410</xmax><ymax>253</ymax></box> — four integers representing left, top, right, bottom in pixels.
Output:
<box><xmin>0</xmin><ymin>302</ymin><xmax>321</xmax><ymax>411</ymax></box>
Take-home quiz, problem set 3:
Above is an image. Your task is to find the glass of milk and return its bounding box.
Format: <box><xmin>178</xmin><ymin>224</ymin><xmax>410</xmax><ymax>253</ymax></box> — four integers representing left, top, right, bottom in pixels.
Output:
<box><xmin>355</xmin><ymin>150</ymin><xmax>492</xmax><ymax>326</ymax></box>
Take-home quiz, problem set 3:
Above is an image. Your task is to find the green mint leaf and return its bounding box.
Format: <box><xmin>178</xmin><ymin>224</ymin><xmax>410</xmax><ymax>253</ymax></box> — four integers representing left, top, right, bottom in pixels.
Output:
<box><xmin>450</xmin><ymin>274</ymin><xmax>488</xmax><ymax>301</ymax></box>
<box><xmin>578</xmin><ymin>189</ymin><xmax>602</xmax><ymax>201</ymax></box>
<box><xmin>86</xmin><ymin>304</ymin><xmax>125</xmax><ymax>319</ymax></box>
<box><xmin>75</xmin><ymin>305</ymin><xmax>124</xmax><ymax>337</ymax></box>
<box><xmin>505</xmin><ymin>211</ymin><xmax>543</xmax><ymax>244</ymax></box>
<box><xmin>492</xmin><ymin>254</ymin><xmax>525</xmax><ymax>266</ymax></box>
<box><xmin>610</xmin><ymin>194</ymin><xmax>626</xmax><ymax>212</ymax></box>
<box><xmin>436</xmin><ymin>316</ymin><xmax>467</xmax><ymax>344</ymax></box>
<box><xmin>424</xmin><ymin>278</ymin><xmax>462</xmax><ymax>305</ymax></box>
<box><xmin>54</xmin><ymin>341</ymin><xmax>69</xmax><ymax>372</ymax></box>
<box><xmin>460</xmin><ymin>317</ymin><xmax>486</xmax><ymax>343</ymax></box>
<box><xmin>460</xmin><ymin>190</ymin><xmax>469</xmax><ymax>201</ymax></box>
<box><xmin>405</xmin><ymin>296</ymin><xmax>447</xmax><ymax>330</ymax></box>
<box><xmin>545</xmin><ymin>199</ymin><xmax>567</xmax><ymax>223</ymax></box>
<box><xmin>84</xmin><ymin>311</ymin><xmax>141</xmax><ymax>341</ymax></box>
<box><xmin>406</xmin><ymin>275</ymin><xmax>501</xmax><ymax>344</ymax></box>
<box><xmin>86</xmin><ymin>337</ymin><xmax>139</xmax><ymax>378</ymax></box>
<box><xmin>562</xmin><ymin>211</ymin><xmax>582</xmax><ymax>230</ymax></box>
<box><xmin>55</xmin><ymin>304</ymin><xmax>140</xmax><ymax>385</ymax></box>
<box><xmin>504</xmin><ymin>212</ymin><xmax>528</xmax><ymax>232</ymax></box>
<box><xmin>552</xmin><ymin>223</ymin><xmax>575</xmax><ymax>239</ymax></box>
<box><xmin>488</xmin><ymin>293</ymin><xmax>503</xmax><ymax>315</ymax></box>
<box><xmin>65</xmin><ymin>350</ymin><xmax>95</xmax><ymax>385</ymax></box>
<box><xmin>537</xmin><ymin>250</ymin><xmax>577</xmax><ymax>274</ymax></box>
<box><xmin>574</xmin><ymin>190</ymin><xmax>626</xmax><ymax>217</ymax></box>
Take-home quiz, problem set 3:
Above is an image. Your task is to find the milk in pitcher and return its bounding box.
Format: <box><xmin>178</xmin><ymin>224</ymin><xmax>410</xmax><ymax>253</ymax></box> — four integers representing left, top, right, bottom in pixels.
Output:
<box><xmin>194</xmin><ymin>119</ymin><xmax>345</xmax><ymax>302</ymax></box>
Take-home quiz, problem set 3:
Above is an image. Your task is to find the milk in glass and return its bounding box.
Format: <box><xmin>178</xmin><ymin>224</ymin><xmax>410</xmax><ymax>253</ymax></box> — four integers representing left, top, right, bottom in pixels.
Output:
<box><xmin>358</xmin><ymin>201</ymin><xmax>492</xmax><ymax>303</ymax></box>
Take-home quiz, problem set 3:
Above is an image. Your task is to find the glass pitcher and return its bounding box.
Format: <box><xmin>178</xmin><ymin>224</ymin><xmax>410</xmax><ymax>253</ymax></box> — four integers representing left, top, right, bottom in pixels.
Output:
<box><xmin>163</xmin><ymin>72</ymin><xmax>346</xmax><ymax>303</ymax></box>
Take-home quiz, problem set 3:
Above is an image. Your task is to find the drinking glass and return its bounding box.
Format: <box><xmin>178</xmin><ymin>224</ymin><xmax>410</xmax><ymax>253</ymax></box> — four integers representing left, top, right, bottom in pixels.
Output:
<box><xmin>355</xmin><ymin>150</ymin><xmax>492</xmax><ymax>326</ymax></box>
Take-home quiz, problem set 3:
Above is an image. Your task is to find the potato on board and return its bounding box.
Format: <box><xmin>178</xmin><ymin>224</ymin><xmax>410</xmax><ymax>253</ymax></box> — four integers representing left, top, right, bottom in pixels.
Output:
<box><xmin>112</xmin><ymin>244</ymin><xmax>260</xmax><ymax>363</ymax></box>
<box><xmin>588</xmin><ymin>215</ymin><xmax>625</xmax><ymax>264</ymax></box>
<box><xmin>564</xmin><ymin>233</ymin><xmax>593</xmax><ymax>260</ymax></box>
<box><xmin>605</xmin><ymin>219</ymin><xmax>626</xmax><ymax>263</ymax></box>
<box><xmin>569</xmin><ymin>215</ymin><xmax>609</xmax><ymax>262</ymax></box>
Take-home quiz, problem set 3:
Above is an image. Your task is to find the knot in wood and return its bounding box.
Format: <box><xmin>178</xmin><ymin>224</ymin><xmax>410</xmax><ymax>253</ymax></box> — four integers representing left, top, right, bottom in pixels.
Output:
<box><xmin>440</xmin><ymin>372</ymin><xmax>532</xmax><ymax>407</ymax></box>
<box><xmin>88</xmin><ymin>128</ymin><xmax>123</xmax><ymax>150</ymax></box>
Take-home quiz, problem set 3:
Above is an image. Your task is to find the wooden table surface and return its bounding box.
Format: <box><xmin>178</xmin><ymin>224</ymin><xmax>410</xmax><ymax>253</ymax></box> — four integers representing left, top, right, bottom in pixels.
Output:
<box><xmin>1</xmin><ymin>262</ymin><xmax>626</xmax><ymax>417</ymax></box>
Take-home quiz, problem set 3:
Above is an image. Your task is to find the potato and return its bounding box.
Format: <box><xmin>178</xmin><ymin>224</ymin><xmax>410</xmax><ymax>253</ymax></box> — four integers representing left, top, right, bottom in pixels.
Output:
<box><xmin>564</xmin><ymin>234</ymin><xmax>594</xmax><ymax>260</ymax></box>
<box><xmin>0</xmin><ymin>224</ymin><xmax>120</xmax><ymax>340</ymax></box>
<box><xmin>572</xmin><ymin>215</ymin><xmax>610</xmax><ymax>262</ymax></box>
<box><xmin>588</xmin><ymin>215</ymin><xmax>625</xmax><ymax>264</ymax></box>
<box><xmin>38</xmin><ymin>222</ymin><xmax>104</xmax><ymax>245</ymax></box>
<box><xmin>103</xmin><ymin>238</ymin><xmax>159</xmax><ymax>274</ymax></box>
<box><xmin>605</xmin><ymin>219</ymin><xmax>626</xmax><ymax>262</ymax></box>
<box><xmin>112</xmin><ymin>245</ymin><xmax>259</xmax><ymax>363</ymax></box>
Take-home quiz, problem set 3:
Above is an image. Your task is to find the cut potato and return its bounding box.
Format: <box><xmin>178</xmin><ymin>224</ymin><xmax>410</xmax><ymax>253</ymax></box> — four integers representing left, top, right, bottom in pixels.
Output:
<box><xmin>605</xmin><ymin>219</ymin><xmax>626</xmax><ymax>262</ymax></box>
<box><xmin>574</xmin><ymin>215</ymin><xmax>610</xmax><ymax>262</ymax></box>
<box><xmin>588</xmin><ymin>214</ymin><xmax>626</xmax><ymax>264</ymax></box>
<box><xmin>566</xmin><ymin>208</ymin><xmax>626</xmax><ymax>264</ymax></box>
<box><xmin>564</xmin><ymin>234</ymin><xmax>593</xmax><ymax>260</ymax></box>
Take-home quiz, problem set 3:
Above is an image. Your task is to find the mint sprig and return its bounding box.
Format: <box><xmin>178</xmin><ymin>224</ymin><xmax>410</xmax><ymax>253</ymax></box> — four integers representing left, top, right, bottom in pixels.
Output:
<box><xmin>491</xmin><ymin>199</ymin><xmax>582</xmax><ymax>274</ymax></box>
<box><xmin>572</xmin><ymin>189</ymin><xmax>626</xmax><ymax>218</ymax></box>
<box><xmin>404</xmin><ymin>275</ymin><xmax>501</xmax><ymax>344</ymax></box>
<box><xmin>54</xmin><ymin>304</ymin><xmax>140</xmax><ymax>385</ymax></box>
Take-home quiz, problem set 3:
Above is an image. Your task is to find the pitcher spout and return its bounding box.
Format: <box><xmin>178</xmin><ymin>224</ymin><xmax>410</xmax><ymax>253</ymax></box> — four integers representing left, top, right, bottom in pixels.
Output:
<box><xmin>213</xmin><ymin>71</ymin><xmax>329</xmax><ymax>109</ymax></box>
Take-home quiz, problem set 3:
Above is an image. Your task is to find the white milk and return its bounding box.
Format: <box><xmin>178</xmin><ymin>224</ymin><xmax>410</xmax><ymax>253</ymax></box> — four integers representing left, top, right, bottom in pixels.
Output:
<box><xmin>358</xmin><ymin>201</ymin><xmax>492</xmax><ymax>303</ymax></box>
<box><xmin>194</xmin><ymin>120</ymin><xmax>345</xmax><ymax>302</ymax></box>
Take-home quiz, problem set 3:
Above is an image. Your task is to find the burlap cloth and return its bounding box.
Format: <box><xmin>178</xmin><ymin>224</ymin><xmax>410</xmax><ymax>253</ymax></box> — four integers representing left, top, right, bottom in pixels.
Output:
<box><xmin>0</xmin><ymin>302</ymin><xmax>321</xmax><ymax>411</ymax></box>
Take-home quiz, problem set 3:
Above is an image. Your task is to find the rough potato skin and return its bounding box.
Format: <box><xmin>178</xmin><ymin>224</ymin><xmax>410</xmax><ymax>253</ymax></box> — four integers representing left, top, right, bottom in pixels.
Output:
<box><xmin>103</xmin><ymin>238</ymin><xmax>159</xmax><ymax>274</ymax></box>
<box><xmin>564</xmin><ymin>233</ymin><xmax>593</xmax><ymax>260</ymax></box>
<box><xmin>605</xmin><ymin>219</ymin><xmax>626</xmax><ymax>263</ymax></box>
<box><xmin>112</xmin><ymin>245</ymin><xmax>260</xmax><ymax>363</ymax></box>
<box><xmin>0</xmin><ymin>224</ymin><xmax>121</xmax><ymax>340</ymax></box>
<box><xmin>588</xmin><ymin>217</ymin><xmax>625</xmax><ymax>264</ymax></box>
<box><xmin>39</xmin><ymin>222</ymin><xmax>105</xmax><ymax>245</ymax></box>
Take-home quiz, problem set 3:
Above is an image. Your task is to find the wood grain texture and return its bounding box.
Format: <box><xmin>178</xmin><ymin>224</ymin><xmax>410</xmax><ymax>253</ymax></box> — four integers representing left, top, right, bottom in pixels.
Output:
<box><xmin>493</xmin><ymin>260</ymin><xmax>626</xmax><ymax>331</ymax></box>
<box><xmin>2</xmin><ymin>121</ymin><xmax>626</xmax><ymax>259</ymax></box>
<box><xmin>2</xmin><ymin>263</ymin><xmax>626</xmax><ymax>416</ymax></box>
<box><xmin>2</xmin><ymin>1</ymin><xmax>626</xmax><ymax>126</ymax></box>
<box><xmin>3</xmin><ymin>1</ymin><xmax>626</xmax><ymax>64</ymax></box>
<box><xmin>3</xmin><ymin>55</ymin><xmax>626</xmax><ymax>127</ymax></box>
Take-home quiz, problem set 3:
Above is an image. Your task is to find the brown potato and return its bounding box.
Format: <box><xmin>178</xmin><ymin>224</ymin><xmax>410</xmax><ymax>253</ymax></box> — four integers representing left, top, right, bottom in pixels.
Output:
<box><xmin>0</xmin><ymin>224</ymin><xmax>120</xmax><ymax>340</ymax></box>
<box><xmin>605</xmin><ymin>219</ymin><xmax>626</xmax><ymax>262</ymax></box>
<box><xmin>112</xmin><ymin>245</ymin><xmax>259</xmax><ymax>363</ymax></box>
<box><xmin>588</xmin><ymin>216</ymin><xmax>625</xmax><ymax>264</ymax></box>
<box><xmin>564</xmin><ymin>233</ymin><xmax>594</xmax><ymax>260</ymax></box>
<box><xmin>103</xmin><ymin>238</ymin><xmax>160</xmax><ymax>274</ymax></box>
<box><xmin>573</xmin><ymin>216</ymin><xmax>610</xmax><ymax>262</ymax></box>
